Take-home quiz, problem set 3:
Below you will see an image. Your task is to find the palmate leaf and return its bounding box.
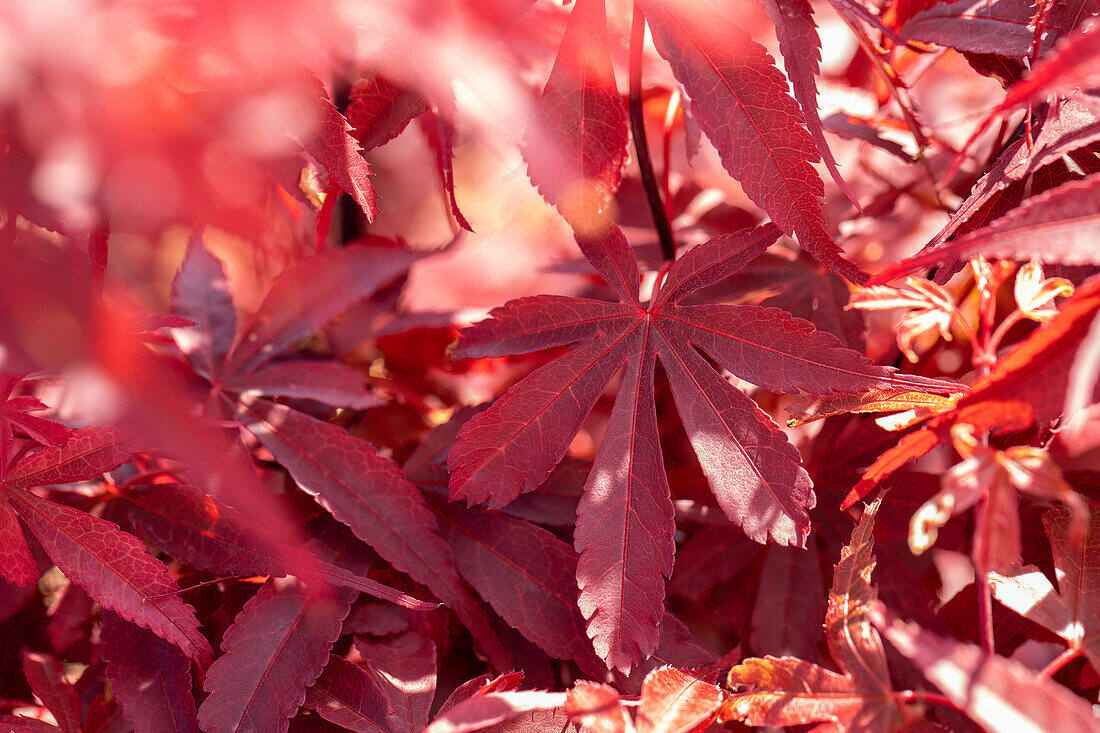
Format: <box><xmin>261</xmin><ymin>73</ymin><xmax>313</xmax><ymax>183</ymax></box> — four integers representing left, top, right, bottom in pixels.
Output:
<box><xmin>636</xmin><ymin>0</ymin><xmax>867</xmax><ymax>283</ymax></box>
<box><xmin>449</xmin><ymin>223</ymin><xmax>958</xmax><ymax>672</ymax></box>
<box><xmin>722</xmin><ymin>499</ymin><xmax>905</xmax><ymax>730</ymax></box>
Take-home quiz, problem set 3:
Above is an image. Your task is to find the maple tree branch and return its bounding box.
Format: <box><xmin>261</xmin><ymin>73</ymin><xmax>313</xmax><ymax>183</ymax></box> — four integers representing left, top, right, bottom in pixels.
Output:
<box><xmin>661</xmin><ymin>89</ymin><xmax>680</xmax><ymax>223</ymax></box>
<box><xmin>1039</xmin><ymin>647</ymin><xmax>1081</xmax><ymax>678</ymax></box>
<box><xmin>629</xmin><ymin>2</ymin><xmax>677</xmax><ymax>262</ymax></box>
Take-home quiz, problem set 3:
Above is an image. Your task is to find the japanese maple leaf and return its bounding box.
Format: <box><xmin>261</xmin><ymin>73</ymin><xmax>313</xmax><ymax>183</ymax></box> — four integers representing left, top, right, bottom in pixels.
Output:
<box><xmin>0</xmin><ymin>376</ymin><xmax>71</xmax><ymax>475</ymax></box>
<box><xmin>721</xmin><ymin>499</ymin><xmax>908</xmax><ymax>730</ymax></box>
<box><xmin>636</xmin><ymin>0</ymin><xmax>867</xmax><ymax>283</ymax></box>
<box><xmin>990</xmin><ymin>503</ymin><xmax>1100</xmax><ymax>672</ymax></box>
<box><xmin>448</xmin><ymin>223</ymin><xmax>957</xmax><ymax>672</ymax></box>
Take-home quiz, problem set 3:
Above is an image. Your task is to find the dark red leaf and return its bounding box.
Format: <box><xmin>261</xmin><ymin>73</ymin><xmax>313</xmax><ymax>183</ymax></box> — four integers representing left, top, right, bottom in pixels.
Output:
<box><xmin>637</xmin><ymin>0</ymin><xmax>868</xmax><ymax>283</ymax></box>
<box><xmin>433</xmin><ymin>502</ymin><xmax>598</xmax><ymax>666</ymax></box>
<box><xmin>304</xmin><ymin>654</ymin><xmax>395</xmax><ymax>733</ymax></box>
<box><xmin>198</xmin><ymin>577</ymin><xmax>355</xmax><ymax>733</ymax></box>
<box><xmin>900</xmin><ymin>0</ymin><xmax>1097</xmax><ymax>55</ymax></box>
<box><xmin>21</xmin><ymin>652</ymin><xmax>80</xmax><ymax>733</ymax></box>
<box><xmin>223</xmin><ymin>245</ymin><xmax>418</xmax><ymax>376</ymax></box>
<box><xmin>750</xmin><ymin>544</ymin><xmax>825</xmax><ymax>660</ymax></box>
<box><xmin>450</xmin><ymin>224</ymin><xmax>957</xmax><ymax>670</ymax></box>
<box><xmin>355</xmin><ymin>630</ymin><xmax>437</xmax><ymax>733</ymax></box>
<box><xmin>756</xmin><ymin>0</ymin><xmax>859</xmax><ymax>209</ymax></box>
<box><xmin>7</xmin><ymin>425</ymin><xmax>135</xmax><ymax>490</ymax></box>
<box><xmin>170</xmin><ymin>234</ymin><xmax>236</xmax><ymax>379</ymax></box>
<box><xmin>236</xmin><ymin>397</ymin><xmax>510</xmax><ymax>668</ymax></box>
<box><xmin>101</xmin><ymin>612</ymin><xmax>200</xmax><ymax>733</ymax></box>
<box><xmin>121</xmin><ymin>482</ymin><xmax>429</xmax><ymax>608</ymax></box>
<box><xmin>6</xmin><ymin>487</ymin><xmax>211</xmax><ymax>664</ymax></box>
<box><xmin>523</xmin><ymin>0</ymin><xmax>628</xmax><ymax>229</ymax></box>
<box><xmin>224</xmin><ymin>360</ymin><xmax>383</xmax><ymax>410</ymax></box>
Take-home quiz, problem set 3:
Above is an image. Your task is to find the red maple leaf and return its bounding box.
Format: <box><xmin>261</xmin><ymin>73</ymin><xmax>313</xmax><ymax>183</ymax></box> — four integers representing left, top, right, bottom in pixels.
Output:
<box><xmin>448</xmin><ymin>223</ymin><xmax>956</xmax><ymax>671</ymax></box>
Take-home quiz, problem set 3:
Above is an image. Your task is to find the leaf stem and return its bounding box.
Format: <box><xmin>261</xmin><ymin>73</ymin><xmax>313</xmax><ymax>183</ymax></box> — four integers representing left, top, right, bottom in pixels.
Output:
<box><xmin>896</xmin><ymin>689</ymin><xmax>965</xmax><ymax>713</ymax></box>
<box><xmin>1040</xmin><ymin>647</ymin><xmax>1081</xmax><ymax>678</ymax></box>
<box><xmin>977</xmin><ymin>568</ymin><xmax>995</xmax><ymax>655</ymax></box>
<box><xmin>629</xmin><ymin>2</ymin><xmax>676</xmax><ymax>262</ymax></box>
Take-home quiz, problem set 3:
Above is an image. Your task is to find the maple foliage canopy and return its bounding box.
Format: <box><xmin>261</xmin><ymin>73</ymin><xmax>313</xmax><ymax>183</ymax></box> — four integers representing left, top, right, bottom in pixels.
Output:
<box><xmin>1</xmin><ymin>0</ymin><xmax>1100</xmax><ymax>731</ymax></box>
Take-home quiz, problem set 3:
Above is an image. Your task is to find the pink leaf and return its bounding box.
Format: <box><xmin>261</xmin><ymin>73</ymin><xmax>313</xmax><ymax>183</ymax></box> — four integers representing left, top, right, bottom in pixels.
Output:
<box><xmin>424</xmin><ymin>691</ymin><xmax>568</xmax><ymax>733</ymax></box>
<box><xmin>198</xmin><ymin>577</ymin><xmax>355</xmax><ymax>733</ymax></box>
<box><xmin>523</xmin><ymin>0</ymin><xmax>629</xmax><ymax>229</ymax></box>
<box><xmin>637</xmin><ymin>0</ymin><xmax>867</xmax><ymax>283</ymax></box>
<box><xmin>6</xmin><ymin>487</ymin><xmax>211</xmax><ymax>664</ymax></box>
<box><xmin>101</xmin><ymin>612</ymin><xmax>200</xmax><ymax>733</ymax></box>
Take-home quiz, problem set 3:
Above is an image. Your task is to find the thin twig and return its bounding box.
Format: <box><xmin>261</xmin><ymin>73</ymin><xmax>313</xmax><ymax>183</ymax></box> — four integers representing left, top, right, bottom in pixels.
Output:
<box><xmin>629</xmin><ymin>2</ymin><xmax>676</xmax><ymax>262</ymax></box>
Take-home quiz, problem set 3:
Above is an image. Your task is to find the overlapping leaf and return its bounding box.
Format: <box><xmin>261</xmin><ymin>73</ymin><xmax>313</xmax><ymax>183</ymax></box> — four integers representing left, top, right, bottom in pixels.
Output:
<box><xmin>637</xmin><ymin>0</ymin><xmax>867</xmax><ymax>283</ymax></box>
<box><xmin>101</xmin><ymin>612</ymin><xmax>200</xmax><ymax>733</ymax></box>
<box><xmin>990</xmin><ymin>503</ymin><xmax>1100</xmax><ymax>670</ymax></box>
<box><xmin>873</xmin><ymin>606</ymin><xmax>1100</xmax><ymax>732</ymax></box>
<box><xmin>356</xmin><ymin>629</ymin><xmax>438</xmax><ymax>733</ymax></box>
<box><xmin>239</xmin><ymin>396</ymin><xmax>510</xmax><ymax>669</ymax></box>
<box><xmin>199</xmin><ymin>577</ymin><xmax>356</xmax><ymax>733</ymax></box>
<box><xmin>304</xmin><ymin>654</ymin><xmax>396</xmax><ymax>733</ymax></box>
<box><xmin>845</xmin><ymin>273</ymin><xmax>1100</xmax><ymax>507</ymax></box>
<box><xmin>449</xmin><ymin>223</ymin><xmax>957</xmax><ymax>671</ymax></box>
<box><xmin>523</xmin><ymin>0</ymin><xmax>629</xmax><ymax>229</ymax></box>
<box><xmin>722</xmin><ymin>499</ymin><xmax>906</xmax><ymax>730</ymax></box>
